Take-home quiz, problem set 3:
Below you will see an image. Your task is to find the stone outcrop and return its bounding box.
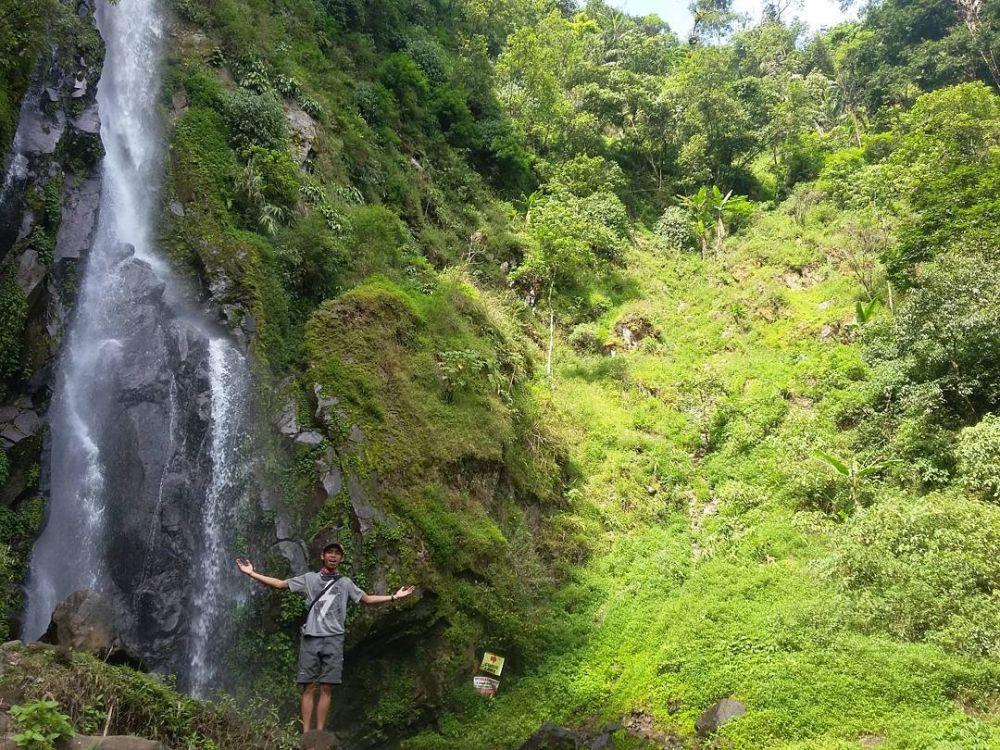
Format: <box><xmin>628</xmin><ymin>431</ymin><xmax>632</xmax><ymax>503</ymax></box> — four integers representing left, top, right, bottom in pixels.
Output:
<box><xmin>300</xmin><ymin>730</ymin><xmax>341</xmax><ymax>750</ymax></box>
<box><xmin>67</xmin><ymin>736</ymin><xmax>170</xmax><ymax>750</ymax></box>
<box><xmin>694</xmin><ymin>697</ymin><xmax>746</xmax><ymax>737</ymax></box>
<box><xmin>519</xmin><ymin>723</ymin><xmax>581</xmax><ymax>749</ymax></box>
<box><xmin>40</xmin><ymin>590</ymin><xmax>144</xmax><ymax>668</ymax></box>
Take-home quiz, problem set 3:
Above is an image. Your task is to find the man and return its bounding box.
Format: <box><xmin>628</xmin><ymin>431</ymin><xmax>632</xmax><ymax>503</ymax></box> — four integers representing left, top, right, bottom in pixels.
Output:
<box><xmin>236</xmin><ymin>543</ymin><xmax>416</xmax><ymax>733</ymax></box>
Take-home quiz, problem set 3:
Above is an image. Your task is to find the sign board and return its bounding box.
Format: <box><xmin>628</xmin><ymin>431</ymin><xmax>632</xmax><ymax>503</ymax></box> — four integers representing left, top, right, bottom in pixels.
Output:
<box><xmin>480</xmin><ymin>651</ymin><xmax>505</xmax><ymax>676</ymax></box>
<box><xmin>473</xmin><ymin>675</ymin><xmax>500</xmax><ymax>696</ymax></box>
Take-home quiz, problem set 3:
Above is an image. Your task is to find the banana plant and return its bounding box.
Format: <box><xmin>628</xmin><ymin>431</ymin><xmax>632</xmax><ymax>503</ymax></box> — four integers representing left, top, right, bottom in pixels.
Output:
<box><xmin>678</xmin><ymin>185</ymin><xmax>748</xmax><ymax>258</ymax></box>
<box><xmin>812</xmin><ymin>449</ymin><xmax>888</xmax><ymax>513</ymax></box>
<box><xmin>854</xmin><ymin>299</ymin><xmax>879</xmax><ymax>325</ymax></box>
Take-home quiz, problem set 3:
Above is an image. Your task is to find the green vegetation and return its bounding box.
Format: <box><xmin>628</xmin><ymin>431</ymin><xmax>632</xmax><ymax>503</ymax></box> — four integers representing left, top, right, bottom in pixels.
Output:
<box><xmin>10</xmin><ymin>699</ymin><xmax>72</xmax><ymax>750</ymax></box>
<box><xmin>0</xmin><ymin>643</ymin><xmax>295</xmax><ymax>749</ymax></box>
<box><xmin>153</xmin><ymin>0</ymin><xmax>1000</xmax><ymax>744</ymax></box>
<box><xmin>2</xmin><ymin>0</ymin><xmax>1000</xmax><ymax>745</ymax></box>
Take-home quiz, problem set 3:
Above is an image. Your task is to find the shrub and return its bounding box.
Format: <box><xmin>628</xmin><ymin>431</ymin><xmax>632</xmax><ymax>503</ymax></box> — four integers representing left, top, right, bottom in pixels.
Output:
<box><xmin>222</xmin><ymin>89</ymin><xmax>287</xmax><ymax>151</ymax></box>
<box><xmin>656</xmin><ymin>206</ymin><xmax>694</xmax><ymax>252</ymax></box>
<box><xmin>240</xmin><ymin>146</ymin><xmax>301</xmax><ymax>210</ymax></box>
<box><xmin>430</xmin><ymin>86</ymin><xmax>476</xmax><ymax>147</ymax></box>
<box><xmin>0</xmin><ymin>270</ymin><xmax>27</xmax><ymax>387</ymax></box>
<box><xmin>867</xmin><ymin>249</ymin><xmax>1000</xmax><ymax>420</ymax></box>
<box><xmin>354</xmin><ymin>81</ymin><xmax>397</xmax><ymax>128</ymax></box>
<box><xmin>836</xmin><ymin>491</ymin><xmax>1000</xmax><ymax>657</ymax></box>
<box><xmin>404</xmin><ymin>36</ymin><xmax>449</xmax><ymax>85</ymax></box>
<box><xmin>10</xmin><ymin>699</ymin><xmax>73</xmax><ymax>750</ymax></box>
<box><xmin>957</xmin><ymin>414</ymin><xmax>1000</xmax><ymax>502</ymax></box>
<box><xmin>568</xmin><ymin>323</ymin><xmax>603</xmax><ymax>353</ymax></box>
<box><xmin>817</xmin><ymin>147</ymin><xmax>865</xmax><ymax>205</ymax></box>
<box><xmin>379</xmin><ymin>52</ymin><xmax>430</xmax><ymax>116</ymax></box>
<box><xmin>546</xmin><ymin>155</ymin><xmax>625</xmax><ymax>198</ymax></box>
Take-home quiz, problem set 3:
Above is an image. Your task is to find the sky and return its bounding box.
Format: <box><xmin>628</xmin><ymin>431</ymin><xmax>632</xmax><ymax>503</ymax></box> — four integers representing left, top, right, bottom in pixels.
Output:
<box><xmin>605</xmin><ymin>0</ymin><xmax>858</xmax><ymax>36</ymax></box>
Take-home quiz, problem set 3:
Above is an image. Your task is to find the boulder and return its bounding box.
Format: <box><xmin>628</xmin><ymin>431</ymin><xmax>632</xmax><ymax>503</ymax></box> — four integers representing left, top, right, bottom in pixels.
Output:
<box><xmin>694</xmin><ymin>697</ymin><xmax>746</xmax><ymax>737</ymax></box>
<box><xmin>284</xmin><ymin>103</ymin><xmax>317</xmax><ymax>165</ymax></box>
<box><xmin>347</xmin><ymin>473</ymin><xmax>380</xmax><ymax>534</ymax></box>
<box><xmin>300</xmin><ymin>730</ymin><xmax>341</xmax><ymax>750</ymax></box>
<box><xmin>67</xmin><ymin>736</ymin><xmax>169</xmax><ymax>750</ymax></box>
<box><xmin>276</xmin><ymin>397</ymin><xmax>299</xmax><ymax>436</ymax></box>
<box><xmin>41</xmin><ymin>590</ymin><xmax>142</xmax><ymax>667</ymax></box>
<box><xmin>16</xmin><ymin>249</ymin><xmax>46</xmax><ymax>299</ymax></box>
<box><xmin>275</xmin><ymin>539</ymin><xmax>310</xmax><ymax>574</ymax></box>
<box><xmin>295</xmin><ymin>431</ymin><xmax>324</xmax><ymax>446</ymax></box>
<box><xmin>518</xmin><ymin>723</ymin><xmax>581</xmax><ymax>750</ymax></box>
<box><xmin>55</xmin><ymin>175</ymin><xmax>101</xmax><ymax>261</ymax></box>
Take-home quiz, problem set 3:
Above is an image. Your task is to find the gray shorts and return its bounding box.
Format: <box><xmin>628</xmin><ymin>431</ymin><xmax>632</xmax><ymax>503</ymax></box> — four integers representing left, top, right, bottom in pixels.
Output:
<box><xmin>297</xmin><ymin>634</ymin><xmax>345</xmax><ymax>684</ymax></box>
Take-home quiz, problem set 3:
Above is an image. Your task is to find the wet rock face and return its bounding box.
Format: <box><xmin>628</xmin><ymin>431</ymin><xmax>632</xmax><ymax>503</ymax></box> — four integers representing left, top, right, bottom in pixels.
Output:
<box><xmin>0</xmin><ymin>0</ymin><xmax>104</xmax><ymax>439</ymax></box>
<box><xmin>86</xmin><ymin>257</ymin><xmax>215</xmax><ymax>668</ymax></box>
<box><xmin>0</xmin><ymin>0</ymin><xmax>105</xmax><ymax>637</ymax></box>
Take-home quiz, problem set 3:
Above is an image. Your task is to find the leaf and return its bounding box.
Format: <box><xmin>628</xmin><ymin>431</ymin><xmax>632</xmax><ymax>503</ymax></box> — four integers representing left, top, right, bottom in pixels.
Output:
<box><xmin>812</xmin><ymin>449</ymin><xmax>850</xmax><ymax>476</ymax></box>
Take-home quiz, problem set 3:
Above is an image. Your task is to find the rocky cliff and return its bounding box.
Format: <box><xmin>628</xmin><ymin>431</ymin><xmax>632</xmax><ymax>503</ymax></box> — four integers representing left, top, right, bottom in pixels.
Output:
<box><xmin>0</xmin><ymin>0</ymin><xmax>105</xmax><ymax>640</ymax></box>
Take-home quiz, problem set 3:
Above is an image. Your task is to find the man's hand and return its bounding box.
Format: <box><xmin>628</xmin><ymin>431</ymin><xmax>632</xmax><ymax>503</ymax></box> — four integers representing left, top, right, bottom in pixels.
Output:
<box><xmin>236</xmin><ymin>558</ymin><xmax>289</xmax><ymax>589</ymax></box>
<box><xmin>393</xmin><ymin>585</ymin><xmax>416</xmax><ymax>600</ymax></box>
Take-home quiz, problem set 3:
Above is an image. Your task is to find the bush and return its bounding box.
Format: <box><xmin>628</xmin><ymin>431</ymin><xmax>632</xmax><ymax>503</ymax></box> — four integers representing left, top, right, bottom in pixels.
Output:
<box><xmin>546</xmin><ymin>155</ymin><xmax>625</xmax><ymax>198</ymax></box>
<box><xmin>817</xmin><ymin>147</ymin><xmax>865</xmax><ymax>206</ymax></box>
<box><xmin>957</xmin><ymin>414</ymin><xmax>1000</xmax><ymax>502</ymax></box>
<box><xmin>404</xmin><ymin>36</ymin><xmax>450</xmax><ymax>85</ymax></box>
<box><xmin>656</xmin><ymin>206</ymin><xmax>694</xmax><ymax>252</ymax></box>
<box><xmin>222</xmin><ymin>89</ymin><xmax>287</xmax><ymax>151</ymax></box>
<box><xmin>836</xmin><ymin>491</ymin><xmax>1000</xmax><ymax>657</ymax></box>
<box><xmin>379</xmin><ymin>52</ymin><xmax>430</xmax><ymax>114</ymax></box>
<box><xmin>10</xmin><ymin>699</ymin><xmax>73</xmax><ymax>750</ymax></box>
<box><xmin>867</xmin><ymin>249</ymin><xmax>1000</xmax><ymax>420</ymax></box>
<box><xmin>241</xmin><ymin>146</ymin><xmax>301</xmax><ymax>210</ymax></box>
<box><xmin>354</xmin><ymin>81</ymin><xmax>397</xmax><ymax>128</ymax></box>
<box><xmin>568</xmin><ymin>323</ymin><xmax>603</xmax><ymax>353</ymax></box>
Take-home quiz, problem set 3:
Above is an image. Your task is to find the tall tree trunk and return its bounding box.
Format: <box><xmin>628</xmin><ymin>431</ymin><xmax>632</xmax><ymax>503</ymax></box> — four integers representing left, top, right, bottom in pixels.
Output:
<box><xmin>546</xmin><ymin>281</ymin><xmax>555</xmax><ymax>378</ymax></box>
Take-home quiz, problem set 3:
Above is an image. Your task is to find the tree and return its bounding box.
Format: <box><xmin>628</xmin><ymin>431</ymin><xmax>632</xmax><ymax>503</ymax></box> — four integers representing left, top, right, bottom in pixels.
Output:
<box><xmin>689</xmin><ymin>0</ymin><xmax>743</xmax><ymax>44</ymax></box>
<box><xmin>512</xmin><ymin>180</ymin><xmax>628</xmax><ymax>375</ymax></box>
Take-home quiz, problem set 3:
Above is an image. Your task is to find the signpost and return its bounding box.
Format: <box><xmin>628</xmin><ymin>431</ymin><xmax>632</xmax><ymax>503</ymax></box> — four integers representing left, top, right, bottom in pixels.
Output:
<box><xmin>474</xmin><ymin>651</ymin><xmax>506</xmax><ymax>696</ymax></box>
<box><xmin>480</xmin><ymin>652</ymin><xmax>505</xmax><ymax>677</ymax></box>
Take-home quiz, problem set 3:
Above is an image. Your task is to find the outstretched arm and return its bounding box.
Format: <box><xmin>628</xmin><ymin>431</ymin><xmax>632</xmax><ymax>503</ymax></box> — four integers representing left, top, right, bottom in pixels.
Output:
<box><xmin>361</xmin><ymin>585</ymin><xmax>416</xmax><ymax>605</ymax></box>
<box><xmin>236</xmin><ymin>558</ymin><xmax>289</xmax><ymax>589</ymax></box>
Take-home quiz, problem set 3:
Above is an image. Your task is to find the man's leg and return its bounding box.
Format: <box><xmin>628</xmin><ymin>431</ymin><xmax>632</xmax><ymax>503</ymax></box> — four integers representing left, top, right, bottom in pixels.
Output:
<box><xmin>301</xmin><ymin>683</ymin><xmax>316</xmax><ymax>731</ymax></box>
<box><xmin>315</xmin><ymin>684</ymin><xmax>332</xmax><ymax>731</ymax></box>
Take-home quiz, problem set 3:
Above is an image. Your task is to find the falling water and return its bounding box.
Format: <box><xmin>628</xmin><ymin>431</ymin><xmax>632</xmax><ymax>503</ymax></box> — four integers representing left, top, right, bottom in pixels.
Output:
<box><xmin>21</xmin><ymin>0</ymin><xmax>255</xmax><ymax>687</ymax></box>
<box><xmin>188</xmin><ymin>339</ymin><xmax>250</xmax><ymax>695</ymax></box>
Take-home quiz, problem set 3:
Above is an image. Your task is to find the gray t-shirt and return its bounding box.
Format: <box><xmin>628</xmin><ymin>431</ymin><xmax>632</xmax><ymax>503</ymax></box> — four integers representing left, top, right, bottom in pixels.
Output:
<box><xmin>286</xmin><ymin>572</ymin><xmax>365</xmax><ymax>637</ymax></box>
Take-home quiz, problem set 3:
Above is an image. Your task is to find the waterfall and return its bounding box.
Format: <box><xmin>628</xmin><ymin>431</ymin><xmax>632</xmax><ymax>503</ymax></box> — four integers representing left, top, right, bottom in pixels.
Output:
<box><xmin>188</xmin><ymin>339</ymin><xmax>250</xmax><ymax>696</ymax></box>
<box><xmin>21</xmin><ymin>0</ymin><xmax>255</xmax><ymax>688</ymax></box>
